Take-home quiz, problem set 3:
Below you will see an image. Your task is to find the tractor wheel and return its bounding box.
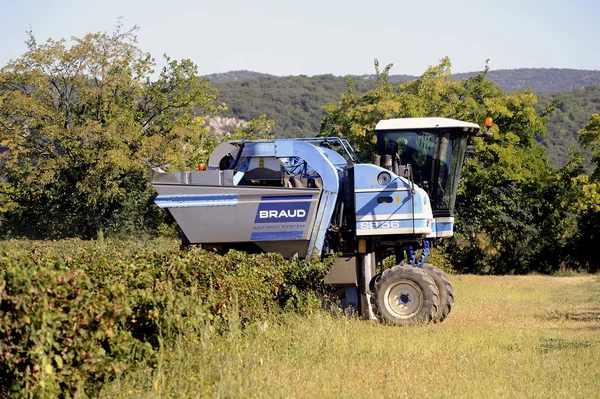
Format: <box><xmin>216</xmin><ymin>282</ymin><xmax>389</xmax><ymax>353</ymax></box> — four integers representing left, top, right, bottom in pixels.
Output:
<box><xmin>370</xmin><ymin>265</ymin><xmax>439</xmax><ymax>326</ymax></box>
<box><xmin>422</xmin><ymin>264</ymin><xmax>454</xmax><ymax>322</ymax></box>
<box><xmin>369</xmin><ymin>272</ymin><xmax>381</xmax><ymax>294</ymax></box>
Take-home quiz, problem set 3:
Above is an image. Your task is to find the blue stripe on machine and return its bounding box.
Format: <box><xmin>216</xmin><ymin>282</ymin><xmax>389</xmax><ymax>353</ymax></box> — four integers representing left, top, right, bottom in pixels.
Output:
<box><xmin>155</xmin><ymin>194</ymin><xmax>238</xmax><ymax>208</ymax></box>
<box><xmin>250</xmin><ymin>231</ymin><xmax>304</xmax><ymax>240</ymax></box>
<box><xmin>434</xmin><ymin>222</ymin><xmax>453</xmax><ymax>231</ymax></box>
<box><xmin>261</xmin><ymin>195</ymin><xmax>314</xmax><ymax>201</ymax></box>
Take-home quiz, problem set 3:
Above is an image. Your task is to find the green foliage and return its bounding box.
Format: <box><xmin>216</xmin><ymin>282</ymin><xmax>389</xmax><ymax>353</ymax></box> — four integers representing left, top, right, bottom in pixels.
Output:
<box><xmin>322</xmin><ymin>59</ymin><xmax>552</xmax><ymax>158</ymax></box>
<box><xmin>205</xmin><ymin>70</ymin><xmax>274</xmax><ymax>83</ymax></box>
<box><xmin>0</xmin><ymin>25</ymin><xmax>219</xmax><ymax>238</ymax></box>
<box><xmin>448</xmin><ymin>79</ymin><xmax>593</xmax><ymax>273</ymax></box>
<box><xmin>452</xmin><ymin>68</ymin><xmax>600</xmax><ymax>93</ymax></box>
<box><xmin>212</xmin><ymin>68</ymin><xmax>600</xmax><ymax>169</ymax></box>
<box><xmin>0</xmin><ymin>238</ymin><xmax>329</xmax><ymax>396</ymax></box>
<box><xmin>557</xmin><ymin>114</ymin><xmax>600</xmax><ymax>273</ymax></box>
<box><xmin>213</xmin><ymin>74</ymin><xmax>375</xmax><ymax>139</ymax></box>
<box><xmin>579</xmin><ymin>113</ymin><xmax>600</xmax><ymax>179</ymax></box>
<box><xmin>448</xmin><ymin>78</ymin><xmax>565</xmax><ymax>273</ymax></box>
<box><xmin>321</xmin><ymin>58</ymin><xmax>595</xmax><ymax>274</ymax></box>
<box><xmin>227</xmin><ymin>114</ymin><xmax>275</xmax><ymax>141</ymax></box>
<box><xmin>0</xmin><ymin>248</ymin><xmax>150</xmax><ymax>397</ymax></box>
<box><xmin>212</xmin><ymin>68</ymin><xmax>600</xmax><ymax>94</ymax></box>
<box><xmin>536</xmin><ymin>87</ymin><xmax>600</xmax><ymax>169</ymax></box>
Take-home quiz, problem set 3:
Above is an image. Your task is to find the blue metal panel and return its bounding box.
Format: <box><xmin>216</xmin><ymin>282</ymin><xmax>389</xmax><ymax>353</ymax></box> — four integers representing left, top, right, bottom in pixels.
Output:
<box><xmin>355</xmin><ymin>191</ymin><xmax>424</xmax><ymax>218</ymax></box>
<box><xmin>233</xmin><ymin>158</ymin><xmax>249</xmax><ymax>185</ymax></box>
<box><xmin>155</xmin><ymin>194</ymin><xmax>238</xmax><ymax>208</ymax></box>
<box><xmin>240</xmin><ymin>142</ymin><xmax>276</xmax><ymax>157</ymax></box>
<box><xmin>218</xmin><ymin>139</ymin><xmax>339</xmax><ymax>257</ymax></box>
<box><xmin>274</xmin><ymin>140</ymin><xmax>294</xmax><ymax>155</ymax></box>
<box><xmin>319</xmin><ymin>147</ymin><xmax>348</xmax><ymax>167</ymax></box>
<box><xmin>272</xmin><ymin>140</ymin><xmax>340</xmax><ymax>257</ymax></box>
<box><xmin>433</xmin><ymin>219</ymin><xmax>454</xmax><ymax>237</ymax></box>
<box><xmin>354</xmin><ymin>164</ymin><xmax>415</xmax><ymax>235</ymax></box>
<box><xmin>353</xmin><ymin>163</ymin><xmax>435</xmax><ymax>237</ymax></box>
<box><xmin>353</xmin><ymin>164</ymin><xmax>411</xmax><ymax>190</ymax></box>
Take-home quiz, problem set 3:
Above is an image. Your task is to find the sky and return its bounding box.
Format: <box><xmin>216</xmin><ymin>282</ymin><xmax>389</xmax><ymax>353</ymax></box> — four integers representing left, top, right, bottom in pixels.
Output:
<box><xmin>1</xmin><ymin>0</ymin><xmax>599</xmax><ymax>77</ymax></box>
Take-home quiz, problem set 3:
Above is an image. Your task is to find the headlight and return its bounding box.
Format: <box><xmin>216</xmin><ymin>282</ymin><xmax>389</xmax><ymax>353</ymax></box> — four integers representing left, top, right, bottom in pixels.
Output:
<box><xmin>377</xmin><ymin>172</ymin><xmax>391</xmax><ymax>186</ymax></box>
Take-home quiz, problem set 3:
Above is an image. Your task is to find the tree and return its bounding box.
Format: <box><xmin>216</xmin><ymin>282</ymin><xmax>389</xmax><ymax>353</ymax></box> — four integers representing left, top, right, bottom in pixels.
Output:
<box><xmin>0</xmin><ymin>24</ymin><xmax>220</xmax><ymax>238</ymax></box>
<box><xmin>321</xmin><ymin>58</ymin><xmax>573</xmax><ymax>274</ymax></box>
<box><xmin>559</xmin><ymin>114</ymin><xmax>600</xmax><ymax>272</ymax></box>
<box><xmin>228</xmin><ymin>114</ymin><xmax>275</xmax><ymax>141</ymax></box>
<box><xmin>579</xmin><ymin>114</ymin><xmax>600</xmax><ymax>178</ymax></box>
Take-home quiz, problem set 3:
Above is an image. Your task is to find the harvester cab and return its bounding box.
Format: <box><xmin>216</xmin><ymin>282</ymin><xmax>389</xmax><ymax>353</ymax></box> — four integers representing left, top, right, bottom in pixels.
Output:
<box><xmin>150</xmin><ymin>117</ymin><xmax>480</xmax><ymax>325</ymax></box>
<box><xmin>375</xmin><ymin>118</ymin><xmax>480</xmax><ymax>236</ymax></box>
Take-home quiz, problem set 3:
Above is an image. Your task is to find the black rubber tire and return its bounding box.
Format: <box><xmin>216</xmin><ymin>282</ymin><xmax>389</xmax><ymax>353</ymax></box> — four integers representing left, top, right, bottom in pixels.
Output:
<box><xmin>369</xmin><ymin>272</ymin><xmax>381</xmax><ymax>294</ymax></box>
<box><xmin>370</xmin><ymin>265</ymin><xmax>439</xmax><ymax>326</ymax></box>
<box><xmin>422</xmin><ymin>264</ymin><xmax>454</xmax><ymax>322</ymax></box>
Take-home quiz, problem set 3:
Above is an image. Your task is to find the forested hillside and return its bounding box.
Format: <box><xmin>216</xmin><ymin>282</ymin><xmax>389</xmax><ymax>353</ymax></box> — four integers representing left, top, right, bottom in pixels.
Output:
<box><xmin>210</xmin><ymin>68</ymin><xmax>600</xmax><ymax>93</ymax></box>
<box><xmin>453</xmin><ymin>68</ymin><xmax>600</xmax><ymax>93</ymax></box>
<box><xmin>205</xmin><ymin>70</ymin><xmax>274</xmax><ymax>83</ymax></box>
<box><xmin>537</xmin><ymin>86</ymin><xmax>600</xmax><ymax>167</ymax></box>
<box><xmin>212</xmin><ymin>70</ymin><xmax>600</xmax><ymax>167</ymax></box>
<box><xmin>214</xmin><ymin>74</ymin><xmax>374</xmax><ymax>138</ymax></box>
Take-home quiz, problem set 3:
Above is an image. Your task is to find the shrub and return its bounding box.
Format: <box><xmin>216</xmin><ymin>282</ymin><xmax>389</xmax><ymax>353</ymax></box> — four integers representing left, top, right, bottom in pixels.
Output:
<box><xmin>0</xmin><ymin>255</ymin><xmax>150</xmax><ymax>397</ymax></box>
<box><xmin>0</xmin><ymin>238</ymin><xmax>329</xmax><ymax>396</ymax></box>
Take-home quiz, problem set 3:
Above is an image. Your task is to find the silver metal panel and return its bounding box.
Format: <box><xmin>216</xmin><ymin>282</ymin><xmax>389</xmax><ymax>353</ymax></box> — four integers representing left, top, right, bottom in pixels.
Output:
<box><xmin>150</xmin><ymin>169</ymin><xmax>235</xmax><ymax>186</ymax></box>
<box><xmin>149</xmin><ymin>168</ymin><xmax>187</xmax><ymax>184</ymax></box>
<box><xmin>154</xmin><ymin>185</ymin><xmax>321</xmax><ymax>246</ymax></box>
<box><xmin>240</xmin><ymin>142</ymin><xmax>276</xmax><ymax>158</ymax></box>
<box><xmin>324</xmin><ymin>256</ymin><xmax>357</xmax><ymax>286</ymax></box>
<box><xmin>155</xmin><ymin>193</ymin><xmax>237</xmax><ymax>208</ymax></box>
<box><xmin>208</xmin><ymin>142</ymin><xmax>239</xmax><ymax>168</ymax></box>
<box><xmin>360</xmin><ymin>253</ymin><xmax>377</xmax><ymax>320</ymax></box>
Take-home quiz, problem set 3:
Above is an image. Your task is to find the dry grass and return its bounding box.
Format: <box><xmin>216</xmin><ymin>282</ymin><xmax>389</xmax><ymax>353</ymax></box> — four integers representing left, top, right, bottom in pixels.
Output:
<box><xmin>103</xmin><ymin>274</ymin><xmax>600</xmax><ymax>398</ymax></box>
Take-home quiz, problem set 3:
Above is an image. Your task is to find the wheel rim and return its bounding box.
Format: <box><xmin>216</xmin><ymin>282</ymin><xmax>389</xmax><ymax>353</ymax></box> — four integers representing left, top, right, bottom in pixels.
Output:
<box><xmin>383</xmin><ymin>280</ymin><xmax>423</xmax><ymax>319</ymax></box>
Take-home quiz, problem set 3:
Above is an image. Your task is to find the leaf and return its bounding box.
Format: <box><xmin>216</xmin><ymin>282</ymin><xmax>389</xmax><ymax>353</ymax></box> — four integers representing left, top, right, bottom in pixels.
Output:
<box><xmin>54</xmin><ymin>355</ymin><xmax>63</xmax><ymax>369</ymax></box>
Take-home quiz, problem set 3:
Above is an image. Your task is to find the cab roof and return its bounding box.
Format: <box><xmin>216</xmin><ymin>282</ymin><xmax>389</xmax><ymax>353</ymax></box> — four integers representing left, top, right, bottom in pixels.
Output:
<box><xmin>375</xmin><ymin>117</ymin><xmax>481</xmax><ymax>132</ymax></box>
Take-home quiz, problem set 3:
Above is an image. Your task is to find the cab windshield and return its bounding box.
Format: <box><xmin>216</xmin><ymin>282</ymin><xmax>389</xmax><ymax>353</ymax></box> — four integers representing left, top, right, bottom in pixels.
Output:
<box><xmin>376</xmin><ymin>129</ymin><xmax>468</xmax><ymax>214</ymax></box>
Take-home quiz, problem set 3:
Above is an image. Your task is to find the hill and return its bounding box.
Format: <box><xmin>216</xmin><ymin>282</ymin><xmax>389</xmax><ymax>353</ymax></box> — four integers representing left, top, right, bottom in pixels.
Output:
<box><xmin>204</xmin><ymin>70</ymin><xmax>274</xmax><ymax>83</ymax></box>
<box><xmin>209</xmin><ymin>68</ymin><xmax>600</xmax><ymax>93</ymax></box>
<box><xmin>213</xmin><ymin>74</ymin><xmax>374</xmax><ymax>138</ymax></box>
<box><xmin>211</xmin><ymin>69</ymin><xmax>600</xmax><ymax>168</ymax></box>
<box><xmin>453</xmin><ymin>68</ymin><xmax>600</xmax><ymax>93</ymax></box>
<box><xmin>537</xmin><ymin>86</ymin><xmax>600</xmax><ymax>168</ymax></box>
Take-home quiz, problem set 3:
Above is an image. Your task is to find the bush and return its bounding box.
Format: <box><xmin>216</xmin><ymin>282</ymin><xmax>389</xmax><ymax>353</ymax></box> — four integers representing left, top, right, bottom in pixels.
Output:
<box><xmin>0</xmin><ymin>255</ymin><xmax>150</xmax><ymax>397</ymax></box>
<box><xmin>0</xmin><ymin>238</ymin><xmax>329</xmax><ymax>396</ymax></box>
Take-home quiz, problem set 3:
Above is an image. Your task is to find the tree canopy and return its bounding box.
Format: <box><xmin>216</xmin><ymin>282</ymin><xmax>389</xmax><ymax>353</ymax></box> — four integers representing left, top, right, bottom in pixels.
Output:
<box><xmin>321</xmin><ymin>58</ymin><xmax>597</xmax><ymax>273</ymax></box>
<box><xmin>0</xmin><ymin>25</ymin><xmax>220</xmax><ymax>237</ymax></box>
<box><xmin>213</xmin><ymin>68</ymin><xmax>600</xmax><ymax>169</ymax></box>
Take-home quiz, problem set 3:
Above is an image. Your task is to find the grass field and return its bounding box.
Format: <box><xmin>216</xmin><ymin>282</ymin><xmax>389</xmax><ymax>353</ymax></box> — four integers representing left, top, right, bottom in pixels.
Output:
<box><xmin>102</xmin><ymin>274</ymin><xmax>600</xmax><ymax>398</ymax></box>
